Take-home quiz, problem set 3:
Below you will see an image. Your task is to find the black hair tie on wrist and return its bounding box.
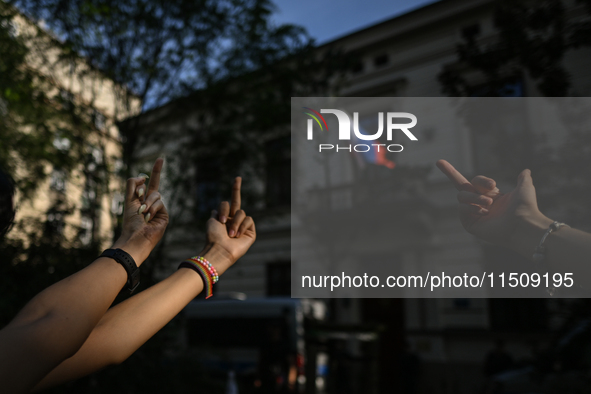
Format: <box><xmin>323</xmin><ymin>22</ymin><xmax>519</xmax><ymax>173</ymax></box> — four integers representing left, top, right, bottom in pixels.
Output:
<box><xmin>100</xmin><ymin>248</ymin><xmax>140</xmax><ymax>293</ymax></box>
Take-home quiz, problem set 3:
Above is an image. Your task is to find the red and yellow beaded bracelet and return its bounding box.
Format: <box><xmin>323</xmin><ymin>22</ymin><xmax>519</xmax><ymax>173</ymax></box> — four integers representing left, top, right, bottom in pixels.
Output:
<box><xmin>178</xmin><ymin>256</ymin><xmax>220</xmax><ymax>299</ymax></box>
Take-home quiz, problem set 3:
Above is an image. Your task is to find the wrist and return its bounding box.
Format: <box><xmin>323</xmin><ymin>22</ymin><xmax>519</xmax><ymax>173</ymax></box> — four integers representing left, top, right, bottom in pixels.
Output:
<box><xmin>111</xmin><ymin>236</ymin><xmax>148</xmax><ymax>266</ymax></box>
<box><xmin>509</xmin><ymin>211</ymin><xmax>554</xmax><ymax>260</ymax></box>
<box><xmin>200</xmin><ymin>243</ymin><xmax>234</xmax><ymax>275</ymax></box>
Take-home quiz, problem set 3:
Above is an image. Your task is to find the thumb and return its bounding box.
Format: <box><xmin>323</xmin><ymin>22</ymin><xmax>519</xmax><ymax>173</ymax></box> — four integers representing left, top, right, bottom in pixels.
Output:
<box><xmin>516</xmin><ymin>169</ymin><xmax>534</xmax><ymax>189</ymax></box>
<box><xmin>515</xmin><ymin>169</ymin><xmax>541</xmax><ymax>210</ymax></box>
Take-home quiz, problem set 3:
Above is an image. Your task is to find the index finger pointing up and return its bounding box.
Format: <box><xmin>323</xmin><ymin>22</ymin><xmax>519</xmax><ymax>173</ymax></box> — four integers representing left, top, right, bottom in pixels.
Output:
<box><xmin>147</xmin><ymin>158</ymin><xmax>164</xmax><ymax>194</ymax></box>
<box><xmin>436</xmin><ymin>159</ymin><xmax>476</xmax><ymax>192</ymax></box>
<box><xmin>230</xmin><ymin>177</ymin><xmax>242</xmax><ymax>217</ymax></box>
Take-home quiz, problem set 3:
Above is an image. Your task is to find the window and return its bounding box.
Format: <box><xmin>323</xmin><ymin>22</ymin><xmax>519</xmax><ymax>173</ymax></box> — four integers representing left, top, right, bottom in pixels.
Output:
<box><xmin>265</xmin><ymin>136</ymin><xmax>290</xmax><ymax>208</ymax></box>
<box><xmin>93</xmin><ymin>110</ymin><xmax>106</xmax><ymax>131</ymax></box>
<box><xmin>0</xmin><ymin>98</ymin><xmax>7</xmax><ymax>116</ymax></box>
<box><xmin>196</xmin><ymin>157</ymin><xmax>221</xmax><ymax>215</ymax></box>
<box><xmin>45</xmin><ymin>209</ymin><xmax>65</xmax><ymax>236</ymax></box>
<box><xmin>59</xmin><ymin>89</ymin><xmax>74</xmax><ymax>110</ymax></box>
<box><xmin>469</xmin><ymin>77</ymin><xmax>527</xmax><ymax>174</ymax></box>
<box><xmin>373</xmin><ymin>54</ymin><xmax>389</xmax><ymax>68</ymax></box>
<box><xmin>351</xmin><ymin>61</ymin><xmax>365</xmax><ymax>75</ymax></box>
<box><xmin>461</xmin><ymin>23</ymin><xmax>481</xmax><ymax>41</ymax></box>
<box><xmin>81</xmin><ymin>145</ymin><xmax>102</xmax><ymax>213</ymax></box>
<box><xmin>80</xmin><ymin>181</ymin><xmax>97</xmax><ymax>210</ymax></box>
<box><xmin>266</xmin><ymin>262</ymin><xmax>291</xmax><ymax>296</ymax></box>
<box><xmin>470</xmin><ymin>78</ymin><xmax>524</xmax><ymax>97</ymax></box>
<box><xmin>50</xmin><ymin>169</ymin><xmax>67</xmax><ymax>192</ymax></box>
<box><xmin>79</xmin><ymin>216</ymin><xmax>93</xmax><ymax>245</ymax></box>
<box><xmin>113</xmin><ymin>159</ymin><xmax>125</xmax><ymax>174</ymax></box>
<box><xmin>1</xmin><ymin>20</ymin><xmax>18</xmax><ymax>37</ymax></box>
<box><xmin>111</xmin><ymin>192</ymin><xmax>124</xmax><ymax>215</ymax></box>
<box><xmin>86</xmin><ymin>145</ymin><xmax>103</xmax><ymax>172</ymax></box>
<box><xmin>53</xmin><ymin>135</ymin><xmax>71</xmax><ymax>151</ymax></box>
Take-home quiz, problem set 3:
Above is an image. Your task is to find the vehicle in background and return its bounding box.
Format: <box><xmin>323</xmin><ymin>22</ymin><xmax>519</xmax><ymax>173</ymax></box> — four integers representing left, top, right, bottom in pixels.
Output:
<box><xmin>182</xmin><ymin>297</ymin><xmax>327</xmax><ymax>393</ymax></box>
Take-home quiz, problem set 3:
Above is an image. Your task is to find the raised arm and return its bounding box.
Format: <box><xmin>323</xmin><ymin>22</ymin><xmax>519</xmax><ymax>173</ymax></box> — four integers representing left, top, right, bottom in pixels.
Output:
<box><xmin>0</xmin><ymin>159</ymin><xmax>168</xmax><ymax>394</ymax></box>
<box><xmin>436</xmin><ymin>159</ymin><xmax>591</xmax><ymax>284</ymax></box>
<box><xmin>33</xmin><ymin>177</ymin><xmax>256</xmax><ymax>391</ymax></box>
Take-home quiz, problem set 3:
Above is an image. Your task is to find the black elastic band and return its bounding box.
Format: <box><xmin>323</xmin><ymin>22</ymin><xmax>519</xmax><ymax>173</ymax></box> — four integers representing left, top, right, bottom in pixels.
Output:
<box><xmin>100</xmin><ymin>248</ymin><xmax>140</xmax><ymax>293</ymax></box>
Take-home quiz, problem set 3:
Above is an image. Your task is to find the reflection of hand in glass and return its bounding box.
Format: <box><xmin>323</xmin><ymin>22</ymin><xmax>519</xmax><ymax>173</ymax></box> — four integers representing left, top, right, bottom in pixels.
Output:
<box><xmin>436</xmin><ymin>159</ymin><xmax>552</xmax><ymax>251</ymax></box>
<box><xmin>437</xmin><ymin>159</ymin><xmax>591</xmax><ymax>286</ymax></box>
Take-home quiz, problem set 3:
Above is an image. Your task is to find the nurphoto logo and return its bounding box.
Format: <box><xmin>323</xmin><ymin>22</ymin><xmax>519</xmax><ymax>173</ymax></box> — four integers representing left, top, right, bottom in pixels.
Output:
<box><xmin>303</xmin><ymin>107</ymin><xmax>417</xmax><ymax>153</ymax></box>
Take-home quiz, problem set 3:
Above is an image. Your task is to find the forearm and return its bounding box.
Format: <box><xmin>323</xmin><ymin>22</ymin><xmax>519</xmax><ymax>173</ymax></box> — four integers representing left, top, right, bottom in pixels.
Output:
<box><xmin>510</xmin><ymin>214</ymin><xmax>591</xmax><ymax>285</ymax></box>
<box><xmin>0</xmin><ymin>241</ymin><xmax>145</xmax><ymax>394</ymax></box>
<box><xmin>0</xmin><ymin>260</ymin><xmax>127</xmax><ymax>393</ymax></box>
<box><xmin>9</xmin><ymin>257</ymin><xmax>126</xmax><ymax>346</ymax></box>
<box><xmin>33</xmin><ymin>244</ymin><xmax>232</xmax><ymax>391</ymax></box>
<box><xmin>7</xmin><ymin>237</ymin><xmax>147</xmax><ymax>346</ymax></box>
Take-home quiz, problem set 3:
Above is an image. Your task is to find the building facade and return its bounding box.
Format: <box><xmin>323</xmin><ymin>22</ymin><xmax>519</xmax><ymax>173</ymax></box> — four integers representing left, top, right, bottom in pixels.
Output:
<box><xmin>127</xmin><ymin>0</ymin><xmax>591</xmax><ymax>392</ymax></box>
<box><xmin>6</xmin><ymin>10</ymin><xmax>140</xmax><ymax>249</ymax></box>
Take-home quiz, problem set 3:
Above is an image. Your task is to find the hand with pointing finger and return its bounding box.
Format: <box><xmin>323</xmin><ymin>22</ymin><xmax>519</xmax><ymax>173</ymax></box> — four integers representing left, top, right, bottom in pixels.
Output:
<box><xmin>436</xmin><ymin>159</ymin><xmax>553</xmax><ymax>250</ymax></box>
<box><xmin>113</xmin><ymin>158</ymin><xmax>169</xmax><ymax>264</ymax></box>
<box><xmin>203</xmin><ymin>177</ymin><xmax>256</xmax><ymax>275</ymax></box>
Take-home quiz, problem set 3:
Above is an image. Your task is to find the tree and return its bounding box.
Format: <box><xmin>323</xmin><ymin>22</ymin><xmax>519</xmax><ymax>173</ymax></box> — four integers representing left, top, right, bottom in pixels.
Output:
<box><xmin>0</xmin><ymin>5</ymin><xmax>133</xmax><ymax>356</ymax></box>
<box><xmin>10</xmin><ymin>0</ymin><xmax>347</xmax><ymax>228</ymax></box>
<box><xmin>438</xmin><ymin>0</ymin><xmax>586</xmax><ymax>97</ymax></box>
<box><xmin>10</xmin><ymin>0</ymin><xmax>326</xmax><ymax>107</ymax></box>
<box><xmin>10</xmin><ymin>0</ymin><xmax>348</xmax><ymax>276</ymax></box>
<box><xmin>0</xmin><ymin>2</ymin><xmax>83</xmax><ymax>198</ymax></box>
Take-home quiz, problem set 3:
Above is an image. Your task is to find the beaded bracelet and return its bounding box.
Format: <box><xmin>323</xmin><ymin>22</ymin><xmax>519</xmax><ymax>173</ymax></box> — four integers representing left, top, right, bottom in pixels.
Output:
<box><xmin>178</xmin><ymin>256</ymin><xmax>219</xmax><ymax>299</ymax></box>
<box><xmin>532</xmin><ymin>221</ymin><xmax>569</xmax><ymax>263</ymax></box>
<box><xmin>532</xmin><ymin>221</ymin><xmax>568</xmax><ymax>296</ymax></box>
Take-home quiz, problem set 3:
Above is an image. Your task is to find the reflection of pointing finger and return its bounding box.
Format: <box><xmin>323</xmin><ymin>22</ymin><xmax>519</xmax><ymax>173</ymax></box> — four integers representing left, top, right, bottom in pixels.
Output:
<box><xmin>436</xmin><ymin>160</ymin><xmax>476</xmax><ymax>192</ymax></box>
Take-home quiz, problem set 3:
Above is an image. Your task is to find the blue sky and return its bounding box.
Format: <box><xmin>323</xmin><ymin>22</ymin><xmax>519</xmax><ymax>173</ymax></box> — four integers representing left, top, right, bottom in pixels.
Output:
<box><xmin>272</xmin><ymin>0</ymin><xmax>439</xmax><ymax>44</ymax></box>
